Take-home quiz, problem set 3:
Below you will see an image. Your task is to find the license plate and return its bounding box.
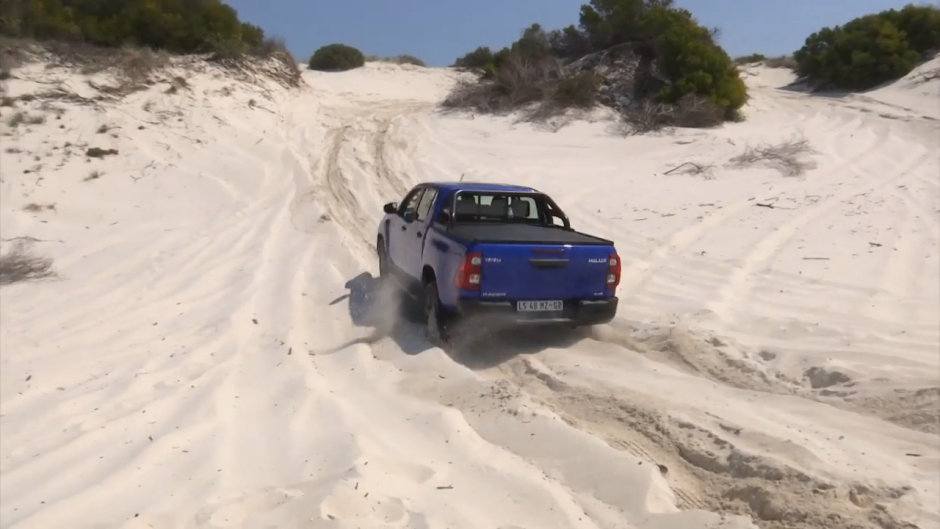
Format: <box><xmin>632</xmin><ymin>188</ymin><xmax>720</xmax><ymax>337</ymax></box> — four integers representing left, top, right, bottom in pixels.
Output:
<box><xmin>517</xmin><ymin>300</ymin><xmax>563</xmax><ymax>312</ymax></box>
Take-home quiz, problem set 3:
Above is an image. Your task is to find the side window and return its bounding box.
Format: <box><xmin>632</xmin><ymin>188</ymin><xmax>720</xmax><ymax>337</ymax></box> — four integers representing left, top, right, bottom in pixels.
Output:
<box><xmin>415</xmin><ymin>189</ymin><xmax>438</xmax><ymax>221</ymax></box>
<box><xmin>399</xmin><ymin>188</ymin><xmax>424</xmax><ymax>215</ymax></box>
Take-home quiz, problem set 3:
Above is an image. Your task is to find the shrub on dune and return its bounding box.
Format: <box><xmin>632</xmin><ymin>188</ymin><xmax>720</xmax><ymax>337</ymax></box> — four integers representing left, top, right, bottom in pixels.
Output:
<box><xmin>0</xmin><ymin>0</ymin><xmax>266</xmax><ymax>57</ymax></box>
<box><xmin>308</xmin><ymin>44</ymin><xmax>366</xmax><ymax>72</ymax></box>
<box><xmin>793</xmin><ymin>4</ymin><xmax>940</xmax><ymax>90</ymax></box>
<box><xmin>0</xmin><ymin>0</ymin><xmax>303</xmax><ymax>87</ymax></box>
<box><xmin>642</xmin><ymin>6</ymin><xmax>747</xmax><ymax>120</ymax></box>
<box><xmin>444</xmin><ymin>0</ymin><xmax>747</xmax><ymax>129</ymax></box>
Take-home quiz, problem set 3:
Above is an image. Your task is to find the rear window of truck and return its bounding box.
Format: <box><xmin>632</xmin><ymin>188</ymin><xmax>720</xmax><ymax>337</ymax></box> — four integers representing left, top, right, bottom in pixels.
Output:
<box><xmin>452</xmin><ymin>192</ymin><xmax>542</xmax><ymax>222</ymax></box>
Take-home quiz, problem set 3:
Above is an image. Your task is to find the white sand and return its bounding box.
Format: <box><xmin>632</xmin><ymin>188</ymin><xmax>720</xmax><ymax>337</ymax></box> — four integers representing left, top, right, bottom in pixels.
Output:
<box><xmin>1</xmin><ymin>54</ymin><xmax>938</xmax><ymax>529</ymax></box>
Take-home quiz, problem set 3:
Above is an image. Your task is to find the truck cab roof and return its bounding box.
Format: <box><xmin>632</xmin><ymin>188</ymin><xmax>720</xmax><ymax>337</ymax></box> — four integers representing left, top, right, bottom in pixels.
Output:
<box><xmin>427</xmin><ymin>182</ymin><xmax>541</xmax><ymax>194</ymax></box>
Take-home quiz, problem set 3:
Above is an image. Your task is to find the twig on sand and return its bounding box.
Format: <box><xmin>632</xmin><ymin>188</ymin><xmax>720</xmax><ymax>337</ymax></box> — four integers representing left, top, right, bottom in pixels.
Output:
<box><xmin>754</xmin><ymin>198</ymin><xmax>799</xmax><ymax>210</ymax></box>
<box><xmin>664</xmin><ymin>161</ymin><xmax>715</xmax><ymax>179</ymax></box>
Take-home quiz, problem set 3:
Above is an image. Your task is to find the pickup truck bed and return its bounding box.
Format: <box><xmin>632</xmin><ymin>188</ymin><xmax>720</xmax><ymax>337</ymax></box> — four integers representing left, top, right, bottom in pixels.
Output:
<box><xmin>448</xmin><ymin>223</ymin><xmax>612</xmax><ymax>246</ymax></box>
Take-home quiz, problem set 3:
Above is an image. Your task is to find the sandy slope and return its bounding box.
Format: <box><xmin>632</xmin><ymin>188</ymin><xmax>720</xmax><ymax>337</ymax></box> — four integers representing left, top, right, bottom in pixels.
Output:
<box><xmin>0</xmin><ymin>54</ymin><xmax>937</xmax><ymax>529</ymax></box>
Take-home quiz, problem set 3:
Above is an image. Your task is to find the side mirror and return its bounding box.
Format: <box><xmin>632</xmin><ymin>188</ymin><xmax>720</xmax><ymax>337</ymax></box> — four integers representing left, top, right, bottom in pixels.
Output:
<box><xmin>402</xmin><ymin>210</ymin><xmax>416</xmax><ymax>223</ymax></box>
<box><xmin>383</xmin><ymin>202</ymin><xmax>398</xmax><ymax>214</ymax></box>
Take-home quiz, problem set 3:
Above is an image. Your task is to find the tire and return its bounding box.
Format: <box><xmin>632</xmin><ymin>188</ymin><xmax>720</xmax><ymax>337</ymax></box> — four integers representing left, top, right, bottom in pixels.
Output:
<box><xmin>376</xmin><ymin>239</ymin><xmax>389</xmax><ymax>279</ymax></box>
<box><xmin>423</xmin><ymin>281</ymin><xmax>451</xmax><ymax>347</ymax></box>
<box><xmin>376</xmin><ymin>239</ymin><xmax>419</xmax><ymax>320</ymax></box>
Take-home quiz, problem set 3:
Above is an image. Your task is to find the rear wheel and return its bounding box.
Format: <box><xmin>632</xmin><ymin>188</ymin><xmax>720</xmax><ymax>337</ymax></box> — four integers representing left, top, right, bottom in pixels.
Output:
<box><xmin>423</xmin><ymin>281</ymin><xmax>451</xmax><ymax>347</ymax></box>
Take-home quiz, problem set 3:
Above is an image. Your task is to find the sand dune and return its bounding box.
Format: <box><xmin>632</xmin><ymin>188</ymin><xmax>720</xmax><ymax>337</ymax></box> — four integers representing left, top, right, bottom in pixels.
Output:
<box><xmin>1</xmin><ymin>54</ymin><xmax>937</xmax><ymax>529</ymax></box>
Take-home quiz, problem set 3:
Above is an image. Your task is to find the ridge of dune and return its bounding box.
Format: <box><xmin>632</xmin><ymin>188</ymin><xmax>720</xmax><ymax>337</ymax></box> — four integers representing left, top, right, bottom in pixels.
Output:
<box><xmin>0</xmin><ymin>52</ymin><xmax>937</xmax><ymax>529</ymax></box>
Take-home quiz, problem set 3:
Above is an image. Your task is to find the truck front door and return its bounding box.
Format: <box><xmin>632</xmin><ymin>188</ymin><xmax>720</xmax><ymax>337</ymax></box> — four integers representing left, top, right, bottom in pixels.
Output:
<box><xmin>390</xmin><ymin>187</ymin><xmax>424</xmax><ymax>272</ymax></box>
<box><xmin>401</xmin><ymin>188</ymin><xmax>439</xmax><ymax>280</ymax></box>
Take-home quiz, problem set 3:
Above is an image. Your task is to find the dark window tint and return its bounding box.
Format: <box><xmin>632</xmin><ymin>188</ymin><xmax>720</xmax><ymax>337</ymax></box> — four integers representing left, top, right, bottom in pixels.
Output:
<box><xmin>453</xmin><ymin>193</ymin><xmax>541</xmax><ymax>221</ymax></box>
<box><xmin>399</xmin><ymin>188</ymin><xmax>424</xmax><ymax>214</ymax></box>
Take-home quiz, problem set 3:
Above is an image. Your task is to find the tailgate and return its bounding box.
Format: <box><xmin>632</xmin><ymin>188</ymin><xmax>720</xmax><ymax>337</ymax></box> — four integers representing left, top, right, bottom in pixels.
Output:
<box><xmin>478</xmin><ymin>244</ymin><xmax>612</xmax><ymax>300</ymax></box>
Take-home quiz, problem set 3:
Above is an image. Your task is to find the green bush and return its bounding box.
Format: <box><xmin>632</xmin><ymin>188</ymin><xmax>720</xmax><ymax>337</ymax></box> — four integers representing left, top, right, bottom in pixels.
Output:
<box><xmin>646</xmin><ymin>7</ymin><xmax>747</xmax><ymax>117</ymax></box>
<box><xmin>793</xmin><ymin>4</ymin><xmax>940</xmax><ymax>90</ymax></box>
<box><xmin>454</xmin><ymin>46</ymin><xmax>499</xmax><ymax>69</ymax></box>
<box><xmin>0</xmin><ymin>0</ymin><xmax>265</xmax><ymax>56</ymax></box>
<box><xmin>734</xmin><ymin>53</ymin><xmax>767</xmax><ymax>65</ymax></box>
<box><xmin>881</xmin><ymin>4</ymin><xmax>940</xmax><ymax>55</ymax></box>
<box><xmin>447</xmin><ymin>0</ymin><xmax>747</xmax><ymax>124</ymax></box>
<box><xmin>579</xmin><ymin>2</ymin><xmax>746</xmax><ymax>117</ymax></box>
<box><xmin>308</xmin><ymin>43</ymin><xmax>365</xmax><ymax>71</ymax></box>
<box><xmin>578</xmin><ymin>0</ymin><xmax>674</xmax><ymax>49</ymax></box>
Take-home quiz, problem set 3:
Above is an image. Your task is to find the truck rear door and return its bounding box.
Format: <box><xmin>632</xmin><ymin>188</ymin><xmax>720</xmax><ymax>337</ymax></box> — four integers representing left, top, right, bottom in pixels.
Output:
<box><xmin>477</xmin><ymin>243</ymin><xmax>613</xmax><ymax>301</ymax></box>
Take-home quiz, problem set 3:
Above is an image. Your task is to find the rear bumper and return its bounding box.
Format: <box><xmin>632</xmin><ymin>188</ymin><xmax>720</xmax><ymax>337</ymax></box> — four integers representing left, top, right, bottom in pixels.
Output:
<box><xmin>454</xmin><ymin>297</ymin><xmax>618</xmax><ymax>327</ymax></box>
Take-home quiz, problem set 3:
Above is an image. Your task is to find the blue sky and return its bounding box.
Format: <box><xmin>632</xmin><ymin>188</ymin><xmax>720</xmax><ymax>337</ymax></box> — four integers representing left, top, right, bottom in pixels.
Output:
<box><xmin>225</xmin><ymin>0</ymin><xmax>929</xmax><ymax>66</ymax></box>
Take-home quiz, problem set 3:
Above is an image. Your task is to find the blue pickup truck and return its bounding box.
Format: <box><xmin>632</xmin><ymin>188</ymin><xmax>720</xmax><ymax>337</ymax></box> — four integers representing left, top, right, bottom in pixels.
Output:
<box><xmin>376</xmin><ymin>182</ymin><xmax>620</xmax><ymax>346</ymax></box>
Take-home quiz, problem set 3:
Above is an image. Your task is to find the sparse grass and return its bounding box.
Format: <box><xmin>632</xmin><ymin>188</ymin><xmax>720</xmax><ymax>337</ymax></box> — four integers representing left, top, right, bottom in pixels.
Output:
<box><xmin>735</xmin><ymin>54</ymin><xmax>796</xmax><ymax>69</ymax></box>
<box><xmin>0</xmin><ymin>41</ymin><xmax>28</xmax><ymax>81</ymax></box>
<box><xmin>84</xmin><ymin>169</ymin><xmax>102</xmax><ymax>181</ymax></box>
<box><xmin>96</xmin><ymin>124</ymin><xmax>110</xmax><ymax>133</ymax></box>
<box><xmin>763</xmin><ymin>55</ymin><xmax>797</xmax><ymax>69</ymax></box>
<box><xmin>85</xmin><ymin>147</ymin><xmax>118</xmax><ymax>158</ymax></box>
<box><xmin>664</xmin><ymin>161</ymin><xmax>716</xmax><ymax>180</ymax></box>
<box><xmin>3</xmin><ymin>36</ymin><xmax>304</xmax><ymax>104</ymax></box>
<box><xmin>5</xmin><ymin>110</ymin><xmax>46</xmax><ymax>127</ymax></box>
<box><xmin>619</xmin><ymin>95</ymin><xmax>726</xmax><ymax>135</ymax></box>
<box><xmin>728</xmin><ymin>136</ymin><xmax>816</xmax><ymax>176</ymax></box>
<box><xmin>212</xmin><ymin>36</ymin><xmax>304</xmax><ymax>88</ymax></box>
<box><xmin>163</xmin><ymin>75</ymin><xmax>190</xmax><ymax>95</ymax></box>
<box><xmin>255</xmin><ymin>37</ymin><xmax>303</xmax><ymax>87</ymax></box>
<box><xmin>4</xmin><ymin>146</ymin><xmax>21</xmax><ymax>153</ymax></box>
<box><xmin>441</xmin><ymin>51</ymin><xmax>599</xmax><ymax>124</ymax></box>
<box><xmin>367</xmin><ymin>54</ymin><xmax>427</xmax><ymax>67</ymax></box>
<box><xmin>0</xmin><ymin>241</ymin><xmax>55</xmax><ymax>286</ymax></box>
<box><xmin>22</xmin><ymin>202</ymin><xmax>56</xmax><ymax>212</ymax></box>
<box><xmin>6</xmin><ymin>111</ymin><xmax>25</xmax><ymax>127</ymax></box>
<box><xmin>0</xmin><ymin>39</ymin><xmax>170</xmax><ymax>99</ymax></box>
<box><xmin>913</xmin><ymin>66</ymin><xmax>940</xmax><ymax>85</ymax></box>
<box><xmin>0</xmin><ymin>96</ymin><xmax>13</xmax><ymax>107</ymax></box>
<box><xmin>734</xmin><ymin>53</ymin><xmax>767</xmax><ymax>65</ymax></box>
<box><xmin>74</xmin><ymin>44</ymin><xmax>169</xmax><ymax>83</ymax></box>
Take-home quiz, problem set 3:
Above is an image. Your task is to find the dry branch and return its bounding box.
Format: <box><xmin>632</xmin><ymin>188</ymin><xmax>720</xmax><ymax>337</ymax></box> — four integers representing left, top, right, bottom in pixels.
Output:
<box><xmin>0</xmin><ymin>241</ymin><xmax>55</xmax><ymax>286</ymax></box>
<box><xmin>664</xmin><ymin>161</ymin><xmax>715</xmax><ymax>179</ymax></box>
<box><xmin>728</xmin><ymin>136</ymin><xmax>815</xmax><ymax>177</ymax></box>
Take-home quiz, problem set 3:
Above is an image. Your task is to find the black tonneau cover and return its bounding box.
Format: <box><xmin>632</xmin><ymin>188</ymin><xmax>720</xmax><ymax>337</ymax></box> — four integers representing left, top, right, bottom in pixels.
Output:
<box><xmin>447</xmin><ymin>223</ymin><xmax>612</xmax><ymax>246</ymax></box>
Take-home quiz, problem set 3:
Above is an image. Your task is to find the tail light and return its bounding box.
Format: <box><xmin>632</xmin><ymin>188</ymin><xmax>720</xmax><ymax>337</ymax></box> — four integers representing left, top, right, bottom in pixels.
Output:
<box><xmin>607</xmin><ymin>253</ymin><xmax>621</xmax><ymax>289</ymax></box>
<box><xmin>455</xmin><ymin>252</ymin><xmax>483</xmax><ymax>290</ymax></box>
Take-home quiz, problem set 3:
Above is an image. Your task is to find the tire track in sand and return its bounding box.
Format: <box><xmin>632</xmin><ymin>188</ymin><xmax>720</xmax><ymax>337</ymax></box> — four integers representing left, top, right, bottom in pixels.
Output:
<box><xmin>295</xmin><ymin>101</ymin><xmax>431</xmax><ymax>259</ymax></box>
<box><xmin>497</xmin><ymin>357</ymin><xmax>921</xmax><ymax>529</ymax></box>
<box><xmin>616</xmin><ymin>118</ymin><xmax>883</xmax><ymax>303</ymax></box>
<box><xmin>316</xmin><ymin>124</ymin><xmax>377</xmax><ymax>256</ymax></box>
<box><xmin>709</xmin><ymin>144</ymin><xmax>932</xmax><ymax>328</ymax></box>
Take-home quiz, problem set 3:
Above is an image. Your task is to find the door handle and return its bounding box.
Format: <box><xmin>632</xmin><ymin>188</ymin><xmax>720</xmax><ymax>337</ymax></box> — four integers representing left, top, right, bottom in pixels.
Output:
<box><xmin>400</xmin><ymin>225</ymin><xmax>407</xmax><ymax>231</ymax></box>
<box><xmin>416</xmin><ymin>231</ymin><xmax>422</xmax><ymax>238</ymax></box>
